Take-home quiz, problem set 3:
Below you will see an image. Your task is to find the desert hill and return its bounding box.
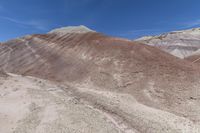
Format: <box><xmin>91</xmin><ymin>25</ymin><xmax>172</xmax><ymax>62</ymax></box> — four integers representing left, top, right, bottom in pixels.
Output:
<box><xmin>1</xmin><ymin>26</ymin><xmax>200</xmax><ymax>132</ymax></box>
<box><xmin>136</xmin><ymin>28</ymin><xmax>200</xmax><ymax>59</ymax></box>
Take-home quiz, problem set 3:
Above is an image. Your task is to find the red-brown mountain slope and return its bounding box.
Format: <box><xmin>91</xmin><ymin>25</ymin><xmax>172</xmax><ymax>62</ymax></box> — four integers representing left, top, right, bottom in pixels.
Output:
<box><xmin>1</xmin><ymin>26</ymin><xmax>200</xmax><ymax>124</ymax></box>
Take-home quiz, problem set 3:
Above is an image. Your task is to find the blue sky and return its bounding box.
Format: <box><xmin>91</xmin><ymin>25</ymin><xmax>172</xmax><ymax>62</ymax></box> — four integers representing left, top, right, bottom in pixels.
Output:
<box><xmin>0</xmin><ymin>0</ymin><xmax>200</xmax><ymax>41</ymax></box>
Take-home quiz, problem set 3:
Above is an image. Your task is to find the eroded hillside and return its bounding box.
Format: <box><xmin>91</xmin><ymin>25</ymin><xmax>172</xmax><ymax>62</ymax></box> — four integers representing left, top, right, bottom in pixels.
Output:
<box><xmin>1</xmin><ymin>26</ymin><xmax>200</xmax><ymax>133</ymax></box>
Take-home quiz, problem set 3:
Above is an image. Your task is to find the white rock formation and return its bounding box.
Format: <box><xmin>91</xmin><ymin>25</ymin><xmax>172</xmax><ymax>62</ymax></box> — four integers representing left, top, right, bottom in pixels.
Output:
<box><xmin>136</xmin><ymin>28</ymin><xmax>200</xmax><ymax>58</ymax></box>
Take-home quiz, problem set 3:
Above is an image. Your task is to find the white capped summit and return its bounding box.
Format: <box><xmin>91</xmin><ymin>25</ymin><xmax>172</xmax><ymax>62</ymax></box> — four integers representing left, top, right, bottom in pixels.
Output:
<box><xmin>48</xmin><ymin>25</ymin><xmax>95</xmax><ymax>35</ymax></box>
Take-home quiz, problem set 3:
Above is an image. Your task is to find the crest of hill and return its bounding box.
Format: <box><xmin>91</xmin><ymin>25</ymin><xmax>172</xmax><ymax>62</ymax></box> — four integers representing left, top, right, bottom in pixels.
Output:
<box><xmin>48</xmin><ymin>25</ymin><xmax>95</xmax><ymax>35</ymax></box>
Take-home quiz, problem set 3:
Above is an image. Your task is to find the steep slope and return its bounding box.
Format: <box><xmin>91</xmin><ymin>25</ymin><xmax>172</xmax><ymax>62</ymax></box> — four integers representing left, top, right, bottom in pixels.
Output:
<box><xmin>1</xmin><ymin>26</ymin><xmax>200</xmax><ymax>132</ymax></box>
<box><xmin>136</xmin><ymin>28</ymin><xmax>200</xmax><ymax>58</ymax></box>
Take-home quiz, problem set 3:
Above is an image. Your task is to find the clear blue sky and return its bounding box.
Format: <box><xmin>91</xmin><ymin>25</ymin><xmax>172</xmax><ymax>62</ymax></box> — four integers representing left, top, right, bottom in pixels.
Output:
<box><xmin>0</xmin><ymin>0</ymin><xmax>200</xmax><ymax>41</ymax></box>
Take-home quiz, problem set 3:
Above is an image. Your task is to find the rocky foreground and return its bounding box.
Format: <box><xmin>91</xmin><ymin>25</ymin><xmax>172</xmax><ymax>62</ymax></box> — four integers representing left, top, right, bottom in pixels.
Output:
<box><xmin>1</xmin><ymin>73</ymin><xmax>200</xmax><ymax>133</ymax></box>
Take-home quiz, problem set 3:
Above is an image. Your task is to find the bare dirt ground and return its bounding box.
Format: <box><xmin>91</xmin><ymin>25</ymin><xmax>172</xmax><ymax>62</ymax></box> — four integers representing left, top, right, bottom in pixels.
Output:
<box><xmin>1</xmin><ymin>73</ymin><xmax>200</xmax><ymax>133</ymax></box>
<box><xmin>0</xmin><ymin>74</ymin><xmax>120</xmax><ymax>133</ymax></box>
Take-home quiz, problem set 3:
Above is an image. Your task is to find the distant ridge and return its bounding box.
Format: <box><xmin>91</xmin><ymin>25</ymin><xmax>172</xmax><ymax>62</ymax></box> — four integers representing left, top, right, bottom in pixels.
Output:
<box><xmin>136</xmin><ymin>27</ymin><xmax>200</xmax><ymax>58</ymax></box>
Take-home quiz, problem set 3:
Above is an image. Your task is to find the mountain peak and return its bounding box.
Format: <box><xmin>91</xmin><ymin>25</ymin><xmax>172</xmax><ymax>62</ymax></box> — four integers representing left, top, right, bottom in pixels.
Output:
<box><xmin>48</xmin><ymin>25</ymin><xmax>95</xmax><ymax>35</ymax></box>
